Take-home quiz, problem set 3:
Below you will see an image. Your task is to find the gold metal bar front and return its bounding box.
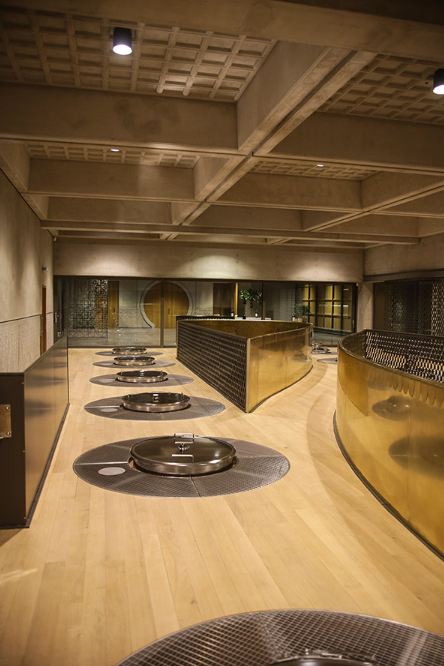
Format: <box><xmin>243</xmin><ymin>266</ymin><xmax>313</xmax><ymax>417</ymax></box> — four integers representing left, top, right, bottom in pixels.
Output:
<box><xmin>177</xmin><ymin>319</ymin><xmax>312</xmax><ymax>412</ymax></box>
<box><xmin>336</xmin><ymin>331</ymin><xmax>444</xmax><ymax>557</ymax></box>
<box><xmin>247</xmin><ymin>325</ymin><xmax>312</xmax><ymax>412</ymax></box>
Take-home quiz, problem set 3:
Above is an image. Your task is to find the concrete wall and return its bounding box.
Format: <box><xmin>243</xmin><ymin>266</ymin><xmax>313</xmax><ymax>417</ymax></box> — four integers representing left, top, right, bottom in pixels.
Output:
<box><xmin>365</xmin><ymin>236</ymin><xmax>444</xmax><ymax>277</ymax></box>
<box><xmin>0</xmin><ymin>170</ymin><xmax>54</xmax><ymax>371</ymax></box>
<box><xmin>356</xmin><ymin>282</ymin><xmax>374</xmax><ymax>330</ymax></box>
<box><xmin>55</xmin><ymin>239</ymin><xmax>364</xmax><ymax>282</ymax></box>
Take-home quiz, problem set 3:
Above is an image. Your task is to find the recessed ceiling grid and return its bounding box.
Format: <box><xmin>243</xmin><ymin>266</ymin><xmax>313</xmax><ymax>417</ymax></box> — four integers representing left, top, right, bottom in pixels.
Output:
<box><xmin>0</xmin><ymin>7</ymin><xmax>275</xmax><ymax>100</ymax></box>
<box><xmin>25</xmin><ymin>142</ymin><xmax>200</xmax><ymax>167</ymax></box>
<box><xmin>320</xmin><ymin>54</ymin><xmax>444</xmax><ymax>124</ymax></box>
<box><xmin>251</xmin><ymin>160</ymin><xmax>378</xmax><ymax>180</ymax></box>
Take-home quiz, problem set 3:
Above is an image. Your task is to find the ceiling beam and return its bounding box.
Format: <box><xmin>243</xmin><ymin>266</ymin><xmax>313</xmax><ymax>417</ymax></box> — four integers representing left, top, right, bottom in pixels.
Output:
<box><xmin>361</xmin><ymin>172</ymin><xmax>444</xmax><ymax>210</ymax></box>
<box><xmin>181</xmin><ymin>44</ymin><xmax>372</xmax><ymax>224</ymax></box>
<box><xmin>27</xmin><ymin>160</ymin><xmax>195</xmax><ymax>200</ymax></box>
<box><xmin>329</xmin><ymin>214</ymin><xmax>419</xmax><ymax>236</ymax></box>
<box><xmin>267</xmin><ymin>113</ymin><xmax>444</xmax><ymax>174</ymax></box>
<box><xmin>300</xmin><ymin>174</ymin><xmax>444</xmax><ymax>230</ymax></box>
<box><xmin>255</xmin><ymin>51</ymin><xmax>376</xmax><ymax>154</ymax></box>
<box><xmin>193</xmin><ymin>156</ymin><xmax>244</xmax><ymax>201</ymax></box>
<box><xmin>381</xmin><ymin>191</ymin><xmax>444</xmax><ymax>217</ymax></box>
<box><xmin>194</xmin><ymin>205</ymin><xmax>303</xmax><ymax>231</ymax></box>
<box><xmin>237</xmin><ymin>42</ymin><xmax>350</xmax><ymax>152</ymax></box>
<box><xmin>0</xmin><ymin>140</ymin><xmax>30</xmax><ymax>191</ymax></box>
<box><xmin>418</xmin><ymin>219</ymin><xmax>444</xmax><ymax>236</ymax></box>
<box><xmin>43</xmin><ymin>219</ymin><xmax>419</xmax><ymax>244</ymax></box>
<box><xmin>8</xmin><ymin>0</ymin><xmax>444</xmax><ymax>61</ymax></box>
<box><xmin>47</xmin><ymin>198</ymin><xmax>172</xmax><ymax>223</ymax></box>
<box><xmin>216</xmin><ymin>172</ymin><xmax>362</xmax><ymax>210</ymax></box>
<box><xmin>0</xmin><ymin>83</ymin><xmax>238</xmax><ymax>153</ymax></box>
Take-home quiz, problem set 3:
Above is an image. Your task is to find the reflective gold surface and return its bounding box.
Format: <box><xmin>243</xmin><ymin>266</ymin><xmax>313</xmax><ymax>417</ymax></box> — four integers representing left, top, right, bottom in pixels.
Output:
<box><xmin>184</xmin><ymin>319</ymin><xmax>309</xmax><ymax>337</ymax></box>
<box><xmin>337</xmin><ymin>332</ymin><xmax>444</xmax><ymax>556</ymax></box>
<box><xmin>178</xmin><ymin>319</ymin><xmax>312</xmax><ymax>412</ymax></box>
<box><xmin>248</xmin><ymin>325</ymin><xmax>312</xmax><ymax>412</ymax></box>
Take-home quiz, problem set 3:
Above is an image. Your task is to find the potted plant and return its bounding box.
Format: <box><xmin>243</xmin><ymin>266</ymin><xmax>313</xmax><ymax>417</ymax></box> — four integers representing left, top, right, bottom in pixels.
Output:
<box><xmin>239</xmin><ymin>288</ymin><xmax>262</xmax><ymax>307</ymax></box>
<box><xmin>239</xmin><ymin>289</ymin><xmax>262</xmax><ymax>318</ymax></box>
<box><xmin>293</xmin><ymin>304</ymin><xmax>309</xmax><ymax>322</ymax></box>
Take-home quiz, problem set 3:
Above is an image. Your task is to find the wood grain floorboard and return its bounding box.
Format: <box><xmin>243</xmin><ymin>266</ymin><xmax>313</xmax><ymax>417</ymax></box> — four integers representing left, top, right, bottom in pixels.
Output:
<box><xmin>0</xmin><ymin>348</ymin><xmax>443</xmax><ymax>666</ymax></box>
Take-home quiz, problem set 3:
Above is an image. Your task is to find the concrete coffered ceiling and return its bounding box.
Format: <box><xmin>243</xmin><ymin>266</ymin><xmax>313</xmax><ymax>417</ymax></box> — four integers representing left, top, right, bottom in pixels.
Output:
<box><xmin>1</xmin><ymin>0</ymin><xmax>444</xmax><ymax>251</ymax></box>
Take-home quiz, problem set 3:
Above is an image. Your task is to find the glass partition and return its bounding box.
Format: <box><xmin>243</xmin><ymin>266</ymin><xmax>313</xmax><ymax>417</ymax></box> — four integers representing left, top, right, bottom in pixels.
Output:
<box><xmin>55</xmin><ymin>277</ymin><xmax>356</xmax><ymax>347</ymax></box>
<box><xmin>301</xmin><ymin>282</ymin><xmax>355</xmax><ymax>333</ymax></box>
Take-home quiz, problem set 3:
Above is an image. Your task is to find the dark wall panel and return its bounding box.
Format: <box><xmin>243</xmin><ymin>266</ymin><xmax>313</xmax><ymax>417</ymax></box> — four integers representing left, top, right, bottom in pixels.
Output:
<box><xmin>0</xmin><ymin>337</ymin><xmax>69</xmax><ymax>527</ymax></box>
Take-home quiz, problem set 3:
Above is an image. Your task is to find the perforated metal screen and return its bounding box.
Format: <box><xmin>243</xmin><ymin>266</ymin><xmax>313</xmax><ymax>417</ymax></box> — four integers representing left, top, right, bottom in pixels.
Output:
<box><xmin>384</xmin><ymin>278</ymin><xmax>444</xmax><ymax>337</ymax></box>
<box><xmin>177</xmin><ymin>322</ymin><xmax>247</xmax><ymax>410</ymax></box>
<box><xmin>364</xmin><ymin>330</ymin><xmax>444</xmax><ymax>383</ymax></box>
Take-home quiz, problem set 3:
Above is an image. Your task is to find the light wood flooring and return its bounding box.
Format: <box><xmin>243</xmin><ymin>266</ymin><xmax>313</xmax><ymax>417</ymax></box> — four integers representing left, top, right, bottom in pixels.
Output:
<box><xmin>1</xmin><ymin>348</ymin><xmax>444</xmax><ymax>666</ymax></box>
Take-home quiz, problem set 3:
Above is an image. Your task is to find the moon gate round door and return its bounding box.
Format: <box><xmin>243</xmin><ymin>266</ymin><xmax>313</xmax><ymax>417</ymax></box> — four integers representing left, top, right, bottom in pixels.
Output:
<box><xmin>143</xmin><ymin>282</ymin><xmax>189</xmax><ymax>328</ymax></box>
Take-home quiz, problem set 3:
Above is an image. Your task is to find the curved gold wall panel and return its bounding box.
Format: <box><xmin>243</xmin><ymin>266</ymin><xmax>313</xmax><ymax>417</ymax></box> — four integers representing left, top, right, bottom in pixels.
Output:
<box><xmin>336</xmin><ymin>332</ymin><xmax>444</xmax><ymax>557</ymax></box>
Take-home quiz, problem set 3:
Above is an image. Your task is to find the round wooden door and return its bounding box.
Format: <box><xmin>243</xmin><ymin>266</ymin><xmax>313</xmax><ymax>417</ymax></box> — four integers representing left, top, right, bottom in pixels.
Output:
<box><xmin>143</xmin><ymin>282</ymin><xmax>189</xmax><ymax>328</ymax></box>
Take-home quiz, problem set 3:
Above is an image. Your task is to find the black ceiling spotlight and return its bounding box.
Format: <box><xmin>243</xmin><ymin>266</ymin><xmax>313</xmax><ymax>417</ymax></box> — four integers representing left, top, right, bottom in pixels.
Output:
<box><xmin>433</xmin><ymin>68</ymin><xmax>444</xmax><ymax>94</ymax></box>
<box><xmin>112</xmin><ymin>27</ymin><xmax>132</xmax><ymax>55</ymax></box>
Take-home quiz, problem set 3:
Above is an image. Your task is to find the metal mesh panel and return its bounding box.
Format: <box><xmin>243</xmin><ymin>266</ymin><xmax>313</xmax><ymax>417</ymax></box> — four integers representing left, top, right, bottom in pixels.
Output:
<box><xmin>431</xmin><ymin>280</ymin><xmax>444</xmax><ymax>336</ymax></box>
<box><xmin>116</xmin><ymin>609</ymin><xmax>444</xmax><ymax>666</ymax></box>
<box><xmin>383</xmin><ymin>278</ymin><xmax>444</xmax><ymax>335</ymax></box>
<box><xmin>177</xmin><ymin>321</ymin><xmax>247</xmax><ymax>410</ymax></box>
<box><xmin>364</xmin><ymin>330</ymin><xmax>444</xmax><ymax>383</ymax></box>
<box><xmin>61</xmin><ymin>277</ymin><xmax>108</xmax><ymax>338</ymax></box>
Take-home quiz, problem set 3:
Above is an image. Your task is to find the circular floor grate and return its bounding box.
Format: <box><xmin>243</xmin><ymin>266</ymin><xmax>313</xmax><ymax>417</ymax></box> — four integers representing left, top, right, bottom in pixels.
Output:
<box><xmin>73</xmin><ymin>437</ymin><xmax>289</xmax><ymax>497</ymax></box>
<box><xmin>93</xmin><ymin>360</ymin><xmax>175</xmax><ymax>368</ymax></box>
<box><xmin>114</xmin><ymin>609</ymin><xmax>444</xmax><ymax>666</ymax></box>
<box><xmin>89</xmin><ymin>374</ymin><xmax>194</xmax><ymax>387</ymax></box>
<box><xmin>84</xmin><ymin>395</ymin><xmax>225</xmax><ymax>420</ymax></box>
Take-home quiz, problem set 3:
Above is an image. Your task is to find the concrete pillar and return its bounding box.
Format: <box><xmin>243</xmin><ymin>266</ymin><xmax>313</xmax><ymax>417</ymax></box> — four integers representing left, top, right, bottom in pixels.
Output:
<box><xmin>356</xmin><ymin>282</ymin><xmax>373</xmax><ymax>331</ymax></box>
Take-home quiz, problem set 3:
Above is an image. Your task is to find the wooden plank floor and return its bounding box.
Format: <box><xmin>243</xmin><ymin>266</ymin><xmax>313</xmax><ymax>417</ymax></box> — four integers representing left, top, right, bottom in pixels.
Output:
<box><xmin>1</xmin><ymin>347</ymin><xmax>444</xmax><ymax>666</ymax></box>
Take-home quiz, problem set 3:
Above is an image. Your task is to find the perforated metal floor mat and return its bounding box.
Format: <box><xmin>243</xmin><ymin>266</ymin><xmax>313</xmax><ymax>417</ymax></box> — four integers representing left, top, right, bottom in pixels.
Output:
<box><xmin>73</xmin><ymin>438</ymin><xmax>290</xmax><ymax>497</ymax></box>
<box><xmin>89</xmin><ymin>374</ymin><xmax>194</xmax><ymax>387</ymax></box>
<box><xmin>93</xmin><ymin>360</ymin><xmax>175</xmax><ymax>368</ymax></box>
<box><xmin>84</xmin><ymin>395</ymin><xmax>225</xmax><ymax>420</ymax></box>
<box><xmin>115</xmin><ymin>609</ymin><xmax>444</xmax><ymax>666</ymax></box>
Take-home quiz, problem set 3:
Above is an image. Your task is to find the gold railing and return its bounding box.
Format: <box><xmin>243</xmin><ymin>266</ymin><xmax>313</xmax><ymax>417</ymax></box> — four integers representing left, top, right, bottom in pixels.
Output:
<box><xmin>336</xmin><ymin>330</ymin><xmax>444</xmax><ymax>557</ymax></box>
<box><xmin>177</xmin><ymin>319</ymin><xmax>312</xmax><ymax>412</ymax></box>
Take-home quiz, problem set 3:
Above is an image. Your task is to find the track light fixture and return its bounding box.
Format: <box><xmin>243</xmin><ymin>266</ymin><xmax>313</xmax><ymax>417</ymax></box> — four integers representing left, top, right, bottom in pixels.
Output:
<box><xmin>433</xmin><ymin>69</ymin><xmax>444</xmax><ymax>94</ymax></box>
<box><xmin>112</xmin><ymin>27</ymin><xmax>132</xmax><ymax>55</ymax></box>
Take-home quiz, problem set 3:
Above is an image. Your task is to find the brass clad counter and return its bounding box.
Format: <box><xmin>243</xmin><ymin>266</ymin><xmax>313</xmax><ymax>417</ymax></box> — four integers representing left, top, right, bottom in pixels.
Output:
<box><xmin>336</xmin><ymin>330</ymin><xmax>444</xmax><ymax>557</ymax></box>
<box><xmin>177</xmin><ymin>319</ymin><xmax>312</xmax><ymax>412</ymax></box>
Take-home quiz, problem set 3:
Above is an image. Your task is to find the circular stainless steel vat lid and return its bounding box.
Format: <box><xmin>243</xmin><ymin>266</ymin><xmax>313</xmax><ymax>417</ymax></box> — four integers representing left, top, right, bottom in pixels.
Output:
<box><xmin>312</xmin><ymin>344</ymin><xmax>331</xmax><ymax>354</ymax></box>
<box><xmin>116</xmin><ymin>370</ymin><xmax>168</xmax><ymax>383</ymax></box>
<box><xmin>121</xmin><ymin>392</ymin><xmax>190</xmax><ymax>413</ymax></box>
<box><xmin>112</xmin><ymin>346</ymin><xmax>147</xmax><ymax>356</ymax></box>
<box><xmin>113</xmin><ymin>355</ymin><xmax>155</xmax><ymax>366</ymax></box>
<box><xmin>130</xmin><ymin>433</ymin><xmax>236</xmax><ymax>475</ymax></box>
